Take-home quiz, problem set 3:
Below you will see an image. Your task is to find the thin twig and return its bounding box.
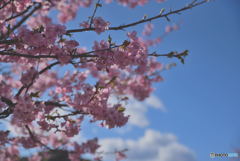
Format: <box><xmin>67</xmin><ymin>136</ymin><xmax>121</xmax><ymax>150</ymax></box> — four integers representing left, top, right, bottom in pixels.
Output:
<box><xmin>5</xmin><ymin>6</ymin><xmax>32</xmax><ymax>22</ymax></box>
<box><xmin>66</xmin><ymin>0</ymin><xmax>208</xmax><ymax>34</ymax></box>
<box><xmin>46</xmin><ymin>110</ymin><xmax>87</xmax><ymax>120</ymax></box>
<box><xmin>149</xmin><ymin>50</ymin><xmax>188</xmax><ymax>57</ymax></box>
<box><xmin>25</xmin><ymin>125</ymin><xmax>54</xmax><ymax>151</ymax></box>
<box><xmin>16</xmin><ymin>61</ymin><xmax>60</xmax><ymax>97</ymax></box>
<box><xmin>0</xmin><ymin>39</ymin><xmax>19</xmax><ymax>44</ymax></box>
<box><xmin>89</xmin><ymin>0</ymin><xmax>101</xmax><ymax>28</ymax></box>
<box><xmin>4</xmin><ymin>2</ymin><xmax>41</xmax><ymax>39</ymax></box>
<box><xmin>38</xmin><ymin>61</ymin><xmax>59</xmax><ymax>74</ymax></box>
<box><xmin>0</xmin><ymin>44</ymin><xmax>122</xmax><ymax>59</ymax></box>
<box><xmin>0</xmin><ymin>99</ymin><xmax>69</xmax><ymax>119</ymax></box>
<box><xmin>0</xmin><ymin>0</ymin><xmax>12</xmax><ymax>10</ymax></box>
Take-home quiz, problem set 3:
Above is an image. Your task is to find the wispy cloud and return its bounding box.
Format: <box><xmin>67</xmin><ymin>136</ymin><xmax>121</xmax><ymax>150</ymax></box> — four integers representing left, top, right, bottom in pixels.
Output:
<box><xmin>145</xmin><ymin>95</ymin><xmax>166</xmax><ymax>111</ymax></box>
<box><xmin>99</xmin><ymin>129</ymin><xmax>196</xmax><ymax>161</ymax></box>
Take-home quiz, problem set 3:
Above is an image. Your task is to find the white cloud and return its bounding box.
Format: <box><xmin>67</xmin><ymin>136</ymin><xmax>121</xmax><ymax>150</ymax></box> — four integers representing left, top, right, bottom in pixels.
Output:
<box><xmin>4</xmin><ymin>121</ymin><xmax>23</xmax><ymax>137</ymax></box>
<box><xmin>125</xmin><ymin>101</ymin><xmax>149</xmax><ymax>127</ymax></box>
<box><xmin>99</xmin><ymin>129</ymin><xmax>196</xmax><ymax>161</ymax></box>
<box><xmin>108</xmin><ymin>95</ymin><xmax>165</xmax><ymax>128</ymax></box>
<box><xmin>145</xmin><ymin>95</ymin><xmax>166</xmax><ymax>111</ymax></box>
<box><xmin>124</xmin><ymin>95</ymin><xmax>166</xmax><ymax>128</ymax></box>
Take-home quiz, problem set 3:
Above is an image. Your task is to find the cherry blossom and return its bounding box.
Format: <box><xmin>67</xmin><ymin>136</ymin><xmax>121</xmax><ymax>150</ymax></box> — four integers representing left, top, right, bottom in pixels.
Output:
<box><xmin>0</xmin><ymin>0</ymin><xmax>208</xmax><ymax>160</ymax></box>
<box><xmin>93</xmin><ymin>17</ymin><xmax>110</xmax><ymax>34</ymax></box>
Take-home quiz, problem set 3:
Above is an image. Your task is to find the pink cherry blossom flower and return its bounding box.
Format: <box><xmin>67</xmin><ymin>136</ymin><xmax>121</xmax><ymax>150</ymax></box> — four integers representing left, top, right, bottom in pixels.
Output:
<box><xmin>115</xmin><ymin>151</ymin><xmax>127</xmax><ymax>161</ymax></box>
<box><xmin>20</xmin><ymin>67</ymin><xmax>38</xmax><ymax>87</ymax></box>
<box><xmin>93</xmin><ymin>17</ymin><xmax>110</xmax><ymax>34</ymax></box>
<box><xmin>143</xmin><ymin>23</ymin><xmax>154</xmax><ymax>36</ymax></box>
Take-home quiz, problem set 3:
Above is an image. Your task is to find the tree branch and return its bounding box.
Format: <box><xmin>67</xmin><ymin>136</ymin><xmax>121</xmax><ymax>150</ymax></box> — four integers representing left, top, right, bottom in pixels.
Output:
<box><xmin>0</xmin><ymin>98</ymin><xmax>70</xmax><ymax>119</ymax></box>
<box><xmin>0</xmin><ymin>39</ymin><xmax>19</xmax><ymax>45</ymax></box>
<box><xmin>3</xmin><ymin>2</ymin><xmax>42</xmax><ymax>39</ymax></box>
<box><xmin>15</xmin><ymin>61</ymin><xmax>60</xmax><ymax>97</ymax></box>
<box><xmin>46</xmin><ymin>110</ymin><xmax>87</xmax><ymax>120</ymax></box>
<box><xmin>149</xmin><ymin>50</ymin><xmax>189</xmax><ymax>64</ymax></box>
<box><xmin>66</xmin><ymin>0</ymin><xmax>208</xmax><ymax>34</ymax></box>
<box><xmin>25</xmin><ymin>125</ymin><xmax>54</xmax><ymax>151</ymax></box>
<box><xmin>5</xmin><ymin>5</ymin><xmax>32</xmax><ymax>22</ymax></box>
<box><xmin>0</xmin><ymin>50</ymin><xmax>98</xmax><ymax>59</ymax></box>
<box><xmin>89</xmin><ymin>0</ymin><xmax>101</xmax><ymax>28</ymax></box>
<box><xmin>0</xmin><ymin>43</ymin><xmax>123</xmax><ymax>59</ymax></box>
<box><xmin>0</xmin><ymin>0</ymin><xmax>12</xmax><ymax>10</ymax></box>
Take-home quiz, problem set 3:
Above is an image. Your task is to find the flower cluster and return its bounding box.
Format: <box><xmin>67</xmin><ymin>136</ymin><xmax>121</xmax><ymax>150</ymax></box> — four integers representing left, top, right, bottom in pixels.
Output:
<box><xmin>0</xmin><ymin>146</ymin><xmax>19</xmax><ymax>161</ymax></box>
<box><xmin>20</xmin><ymin>67</ymin><xmax>38</xmax><ymax>87</ymax></box>
<box><xmin>80</xmin><ymin>17</ymin><xmax>110</xmax><ymax>34</ymax></box>
<box><xmin>143</xmin><ymin>23</ymin><xmax>154</xmax><ymax>36</ymax></box>
<box><xmin>12</xmin><ymin>95</ymin><xmax>40</xmax><ymax>126</ymax></box>
<box><xmin>0</xmin><ymin>131</ymin><xmax>9</xmax><ymax>145</ymax></box>
<box><xmin>93</xmin><ymin>17</ymin><xmax>110</xmax><ymax>34</ymax></box>
<box><xmin>0</xmin><ymin>0</ymin><xmax>200</xmax><ymax>160</ymax></box>
<box><xmin>69</xmin><ymin>139</ymin><xmax>100</xmax><ymax>161</ymax></box>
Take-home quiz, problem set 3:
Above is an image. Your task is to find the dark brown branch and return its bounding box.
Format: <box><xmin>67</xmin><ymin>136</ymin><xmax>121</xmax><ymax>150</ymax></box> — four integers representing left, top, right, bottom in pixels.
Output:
<box><xmin>0</xmin><ymin>107</ymin><xmax>13</xmax><ymax>119</ymax></box>
<box><xmin>0</xmin><ymin>39</ymin><xmax>18</xmax><ymax>44</ymax></box>
<box><xmin>40</xmin><ymin>79</ymin><xmax>118</xmax><ymax>120</ymax></box>
<box><xmin>149</xmin><ymin>50</ymin><xmax>188</xmax><ymax>57</ymax></box>
<box><xmin>89</xmin><ymin>0</ymin><xmax>101</xmax><ymax>28</ymax></box>
<box><xmin>5</xmin><ymin>6</ymin><xmax>32</xmax><ymax>22</ymax></box>
<box><xmin>0</xmin><ymin>96</ymin><xmax>15</xmax><ymax>119</ymax></box>
<box><xmin>0</xmin><ymin>98</ymin><xmax>69</xmax><ymax>119</ymax></box>
<box><xmin>1</xmin><ymin>45</ymin><xmax>188</xmax><ymax>65</ymax></box>
<box><xmin>87</xmin><ymin>76</ymin><xmax>116</xmax><ymax>105</ymax></box>
<box><xmin>0</xmin><ymin>51</ymin><xmax>56</xmax><ymax>58</ymax></box>
<box><xmin>11</xmin><ymin>3</ymin><xmax>41</xmax><ymax>31</ymax></box>
<box><xmin>4</xmin><ymin>2</ymin><xmax>42</xmax><ymax>39</ymax></box>
<box><xmin>0</xmin><ymin>44</ymin><xmax>122</xmax><ymax>59</ymax></box>
<box><xmin>66</xmin><ymin>0</ymin><xmax>208</xmax><ymax>34</ymax></box>
<box><xmin>0</xmin><ymin>50</ymin><xmax>98</xmax><ymax>59</ymax></box>
<box><xmin>149</xmin><ymin>50</ymin><xmax>189</xmax><ymax>64</ymax></box>
<box><xmin>0</xmin><ymin>96</ymin><xmax>15</xmax><ymax>107</ymax></box>
<box><xmin>46</xmin><ymin>110</ymin><xmax>87</xmax><ymax>120</ymax></box>
<box><xmin>1</xmin><ymin>46</ymin><xmax>121</xmax><ymax>118</ymax></box>
<box><xmin>0</xmin><ymin>0</ymin><xmax>12</xmax><ymax>10</ymax></box>
<box><xmin>15</xmin><ymin>86</ymin><xmax>25</xmax><ymax>97</ymax></box>
<box><xmin>41</xmin><ymin>101</ymin><xmax>68</xmax><ymax>107</ymax></box>
<box><xmin>25</xmin><ymin>71</ymin><xmax>41</xmax><ymax>95</ymax></box>
<box><xmin>16</xmin><ymin>61</ymin><xmax>60</xmax><ymax>97</ymax></box>
<box><xmin>39</xmin><ymin>61</ymin><xmax>60</xmax><ymax>74</ymax></box>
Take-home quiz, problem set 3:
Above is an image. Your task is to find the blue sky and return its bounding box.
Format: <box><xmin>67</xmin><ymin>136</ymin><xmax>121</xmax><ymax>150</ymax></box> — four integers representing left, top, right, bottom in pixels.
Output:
<box><xmin>152</xmin><ymin>0</ymin><xmax>240</xmax><ymax>160</ymax></box>
<box><xmin>2</xmin><ymin>0</ymin><xmax>239</xmax><ymax>161</ymax></box>
<box><xmin>67</xmin><ymin>0</ymin><xmax>240</xmax><ymax>161</ymax></box>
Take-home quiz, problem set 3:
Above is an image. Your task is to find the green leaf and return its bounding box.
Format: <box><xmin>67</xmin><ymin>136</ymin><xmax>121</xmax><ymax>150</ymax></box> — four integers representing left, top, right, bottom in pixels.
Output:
<box><xmin>108</xmin><ymin>35</ymin><xmax>112</xmax><ymax>44</ymax></box>
<box><xmin>117</xmin><ymin>106</ymin><xmax>126</xmax><ymax>113</ymax></box>
<box><xmin>159</xmin><ymin>8</ymin><xmax>165</xmax><ymax>15</ymax></box>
